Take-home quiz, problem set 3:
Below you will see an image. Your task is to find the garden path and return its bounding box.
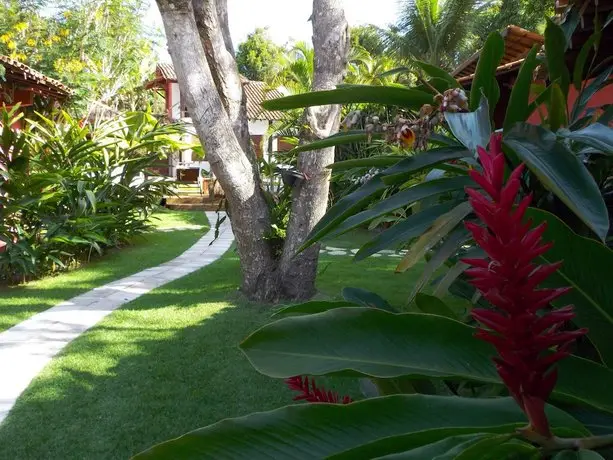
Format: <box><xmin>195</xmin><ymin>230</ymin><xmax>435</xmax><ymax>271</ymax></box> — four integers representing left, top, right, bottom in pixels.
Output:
<box><xmin>0</xmin><ymin>212</ymin><xmax>233</xmax><ymax>424</ymax></box>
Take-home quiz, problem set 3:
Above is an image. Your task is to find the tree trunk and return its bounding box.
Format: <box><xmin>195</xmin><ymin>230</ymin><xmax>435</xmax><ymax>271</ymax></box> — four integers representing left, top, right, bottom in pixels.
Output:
<box><xmin>156</xmin><ymin>0</ymin><xmax>348</xmax><ymax>302</ymax></box>
<box><xmin>192</xmin><ymin>0</ymin><xmax>251</xmax><ymax>155</ymax></box>
<box><xmin>277</xmin><ymin>0</ymin><xmax>349</xmax><ymax>299</ymax></box>
<box><xmin>156</xmin><ymin>0</ymin><xmax>276</xmax><ymax>300</ymax></box>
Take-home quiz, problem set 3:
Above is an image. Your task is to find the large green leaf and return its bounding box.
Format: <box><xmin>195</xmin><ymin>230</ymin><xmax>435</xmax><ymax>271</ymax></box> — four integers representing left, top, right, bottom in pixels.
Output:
<box><xmin>303</xmin><ymin>177</ymin><xmax>387</xmax><ymax>248</ymax></box>
<box><xmin>434</xmin><ymin>259</ymin><xmax>471</xmax><ymax>297</ymax></box>
<box><xmin>545</xmin><ymin>18</ymin><xmax>571</xmax><ymax>97</ymax></box>
<box><xmin>241</xmin><ymin>309</ymin><xmax>497</xmax><ymax>380</ymax></box>
<box><xmin>573</xmin><ymin>30</ymin><xmax>601</xmax><ymax>90</ymax></box>
<box><xmin>470</xmin><ymin>32</ymin><xmax>505</xmax><ymax>112</ymax></box>
<box><xmin>329</xmin><ymin>156</ymin><xmax>403</xmax><ymax>171</ymax></box>
<box><xmin>396</xmin><ymin>201</ymin><xmax>473</xmax><ymax>273</ymax></box>
<box><xmin>550</xmin><ymin>83</ymin><xmax>569</xmax><ymax>131</ymax></box>
<box><xmin>355</xmin><ymin>201</ymin><xmax>461</xmax><ymax>260</ymax></box>
<box><xmin>377</xmin><ymin>434</ymin><xmax>494</xmax><ymax>459</ymax></box>
<box><xmin>381</xmin><ymin>147</ymin><xmax>469</xmax><ymax>185</ymax></box>
<box><xmin>429</xmin><ymin>133</ymin><xmax>464</xmax><ymax>147</ymax></box>
<box><xmin>328</xmin><ymin>177</ymin><xmax>472</xmax><ymax>239</ymax></box>
<box><xmin>527</xmin><ymin>83</ymin><xmax>553</xmax><ymax>120</ymax></box>
<box><xmin>413</xmin><ymin>60</ymin><xmax>460</xmax><ymax>90</ymax></box>
<box><xmin>445</xmin><ymin>97</ymin><xmax>491</xmax><ymax>154</ymax></box>
<box><xmin>331</xmin><ymin>428</ymin><xmax>500</xmax><ymax>460</ymax></box>
<box><xmin>571</xmin><ymin>66</ymin><xmax>613</xmax><ymax>122</ymax></box>
<box><xmin>559</xmin><ymin>123</ymin><xmax>613</xmax><ymax>155</ymax></box>
<box><xmin>274</xmin><ymin>300</ymin><xmax>357</xmax><ymax>317</ymax></box>
<box><xmin>409</xmin><ymin>226</ymin><xmax>471</xmax><ymax>301</ymax></box>
<box><xmin>504</xmin><ymin>123</ymin><xmax>609</xmax><ymax>241</ymax></box>
<box><xmin>307</xmin><ymin>145</ymin><xmax>463</xmax><ymax>249</ymax></box>
<box><xmin>452</xmin><ymin>436</ymin><xmax>533</xmax><ymax>460</ymax></box>
<box><xmin>262</xmin><ymin>85</ymin><xmax>433</xmax><ymax>111</ymax></box>
<box><xmin>414</xmin><ymin>294</ymin><xmax>457</xmax><ymax>319</ymax></box>
<box><xmin>330</xmin><ymin>427</ymin><xmax>553</xmax><ymax>460</ymax></box>
<box><xmin>289</xmin><ymin>132</ymin><xmax>383</xmax><ymax>155</ymax></box>
<box><xmin>134</xmin><ymin>395</ymin><xmax>586</xmax><ymax>460</ymax></box>
<box><xmin>561</xmin><ymin>7</ymin><xmax>581</xmax><ymax>48</ymax></box>
<box><xmin>526</xmin><ymin>208</ymin><xmax>613</xmax><ymax>367</ymax></box>
<box><xmin>503</xmin><ymin>46</ymin><xmax>540</xmax><ymax>131</ymax></box>
<box><xmin>342</xmin><ymin>287</ymin><xmax>394</xmax><ymax>311</ymax></box>
<box><xmin>567</xmin><ymin>406</ymin><xmax>613</xmax><ymax>436</ymax></box>
<box><xmin>241</xmin><ymin>308</ymin><xmax>613</xmax><ymax>414</ymax></box>
<box><xmin>552</xmin><ymin>451</ymin><xmax>606</xmax><ymax>460</ymax></box>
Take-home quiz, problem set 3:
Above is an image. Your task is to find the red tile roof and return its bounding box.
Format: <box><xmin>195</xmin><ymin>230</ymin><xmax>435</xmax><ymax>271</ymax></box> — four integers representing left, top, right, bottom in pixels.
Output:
<box><xmin>157</xmin><ymin>63</ymin><xmax>177</xmax><ymax>81</ymax></box>
<box><xmin>0</xmin><ymin>55</ymin><xmax>73</xmax><ymax>99</ymax></box>
<box><xmin>242</xmin><ymin>80</ymin><xmax>285</xmax><ymax>121</ymax></box>
<box><xmin>452</xmin><ymin>25</ymin><xmax>544</xmax><ymax>83</ymax></box>
<box><xmin>148</xmin><ymin>63</ymin><xmax>286</xmax><ymax>121</ymax></box>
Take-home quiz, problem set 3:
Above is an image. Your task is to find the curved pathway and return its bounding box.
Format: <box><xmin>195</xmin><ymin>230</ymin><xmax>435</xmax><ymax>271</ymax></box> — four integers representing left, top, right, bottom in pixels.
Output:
<box><xmin>0</xmin><ymin>212</ymin><xmax>233</xmax><ymax>424</ymax></box>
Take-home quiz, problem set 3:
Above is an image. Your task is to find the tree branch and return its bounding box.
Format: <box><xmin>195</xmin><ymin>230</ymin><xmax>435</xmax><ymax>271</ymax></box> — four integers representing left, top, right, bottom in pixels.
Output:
<box><xmin>215</xmin><ymin>0</ymin><xmax>234</xmax><ymax>56</ymax></box>
<box><xmin>191</xmin><ymin>0</ymin><xmax>251</xmax><ymax>154</ymax></box>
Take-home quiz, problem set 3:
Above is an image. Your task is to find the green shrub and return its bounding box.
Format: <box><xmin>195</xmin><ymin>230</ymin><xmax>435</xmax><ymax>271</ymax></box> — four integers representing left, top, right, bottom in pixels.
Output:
<box><xmin>0</xmin><ymin>107</ymin><xmax>188</xmax><ymax>282</ymax></box>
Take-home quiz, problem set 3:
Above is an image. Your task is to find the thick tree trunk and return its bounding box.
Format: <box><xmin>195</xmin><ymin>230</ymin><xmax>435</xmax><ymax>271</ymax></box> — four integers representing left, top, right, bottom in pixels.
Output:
<box><xmin>277</xmin><ymin>0</ymin><xmax>350</xmax><ymax>299</ymax></box>
<box><xmin>156</xmin><ymin>0</ymin><xmax>276</xmax><ymax>300</ymax></box>
<box><xmin>156</xmin><ymin>0</ymin><xmax>348</xmax><ymax>302</ymax></box>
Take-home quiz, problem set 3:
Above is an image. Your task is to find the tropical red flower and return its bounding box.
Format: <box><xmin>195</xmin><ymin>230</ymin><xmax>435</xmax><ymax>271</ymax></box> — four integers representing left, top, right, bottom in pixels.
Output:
<box><xmin>462</xmin><ymin>133</ymin><xmax>587</xmax><ymax>438</ymax></box>
<box><xmin>285</xmin><ymin>376</ymin><xmax>352</xmax><ymax>404</ymax></box>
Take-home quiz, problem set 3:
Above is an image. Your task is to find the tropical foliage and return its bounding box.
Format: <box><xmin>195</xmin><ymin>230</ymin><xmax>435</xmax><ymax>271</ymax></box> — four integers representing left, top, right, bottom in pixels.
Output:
<box><xmin>0</xmin><ymin>0</ymin><xmax>159</xmax><ymax>113</ymax></box>
<box><xmin>385</xmin><ymin>0</ymin><xmax>555</xmax><ymax>69</ymax></box>
<box><xmin>0</xmin><ymin>107</ymin><xmax>189</xmax><ymax>282</ymax></box>
<box><xmin>385</xmin><ymin>0</ymin><xmax>481</xmax><ymax>68</ymax></box>
<box><xmin>270</xmin><ymin>41</ymin><xmax>315</xmax><ymax>94</ymax></box>
<box><xmin>236</xmin><ymin>28</ymin><xmax>284</xmax><ymax>82</ymax></box>
<box><xmin>136</xmin><ymin>3</ymin><xmax>613</xmax><ymax>458</ymax></box>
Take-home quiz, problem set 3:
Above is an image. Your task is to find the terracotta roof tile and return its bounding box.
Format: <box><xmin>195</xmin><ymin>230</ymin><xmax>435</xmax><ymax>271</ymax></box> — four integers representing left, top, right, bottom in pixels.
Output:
<box><xmin>0</xmin><ymin>55</ymin><xmax>73</xmax><ymax>98</ymax></box>
<box><xmin>242</xmin><ymin>80</ymin><xmax>285</xmax><ymax>121</ymax></box>
<box><xmin>157</xmin><ymin>63</ymin><xmax>177</xmax><ymax>81</ymax></box>
<box><xmin>149</xmin><ymin>63</ymin><xmax>285</xmax><ymax>121</ymax></box>
<box><xmin>452</xmin><ymin>25</ymin><xmax>544</xmax><ymax>83</ymax></box>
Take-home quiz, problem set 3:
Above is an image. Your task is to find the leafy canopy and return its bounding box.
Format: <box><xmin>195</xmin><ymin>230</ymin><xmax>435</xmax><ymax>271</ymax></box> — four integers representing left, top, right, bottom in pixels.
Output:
<box><xmin>0</xmin><ymin>0</ymin><xmax>160</xmax><ymax>113</ymax></box>
<box><xmin>236</xmin><ymin>28</ymin><xmax>284</xmax><ymax>82</ymax></box>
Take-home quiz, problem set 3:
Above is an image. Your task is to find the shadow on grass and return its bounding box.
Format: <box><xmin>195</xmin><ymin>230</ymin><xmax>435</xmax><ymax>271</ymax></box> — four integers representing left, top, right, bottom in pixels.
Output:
<box><xmin>0</xmin><ymin>245</ymin><xmax>413</xmax><ymax>459</ymax></box>
<box><xmin>0</xmin><ymin>227</ymin><xmax>209</xmax><ymax>332</ymax></box>
<box><xmin>0</xmin><ymin>254</ymin><xmax>300</xmax><ymax>459</ymax></box>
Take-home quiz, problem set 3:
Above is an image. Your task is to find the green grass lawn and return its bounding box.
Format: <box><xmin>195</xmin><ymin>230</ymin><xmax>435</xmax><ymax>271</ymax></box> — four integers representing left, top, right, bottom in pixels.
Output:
<box><xmin>0</xmin><ymin>210</ymin><xmax>209</xmax><ymax>332</ymax></box>
<box><xmin>0</xmin><ymin>232</ymin><xmax>432</xmax><ymax>459</ymax></box>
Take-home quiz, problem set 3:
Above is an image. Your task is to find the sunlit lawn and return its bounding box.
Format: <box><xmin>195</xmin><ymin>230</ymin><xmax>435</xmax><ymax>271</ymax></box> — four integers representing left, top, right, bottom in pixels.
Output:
<box><xmin>0</xmin><ymin>210</ymin><xmax>209</xmax><ymax>332</ymax></box>
<box><xmin>0</xmin><ymin>228</ymin><xmax>436</xmax><ymax>459</ymax></box>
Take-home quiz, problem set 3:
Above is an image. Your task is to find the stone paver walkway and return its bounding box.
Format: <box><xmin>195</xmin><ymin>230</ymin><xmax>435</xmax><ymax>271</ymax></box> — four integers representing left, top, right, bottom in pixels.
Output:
<box><xmin>0</xmin><ymin>212</ymin><xmax>233</xmax><ymax>424</ymax></box>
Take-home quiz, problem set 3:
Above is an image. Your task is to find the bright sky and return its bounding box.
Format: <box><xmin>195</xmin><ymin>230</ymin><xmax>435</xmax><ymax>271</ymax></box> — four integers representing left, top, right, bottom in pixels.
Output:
<box><xmin>145</xmin><ymin>0</ymin><xmax>400</xmax><ymax>61</ymax></box>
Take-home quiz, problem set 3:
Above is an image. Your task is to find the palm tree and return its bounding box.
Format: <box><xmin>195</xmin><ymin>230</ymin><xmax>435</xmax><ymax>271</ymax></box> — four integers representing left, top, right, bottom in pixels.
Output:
<box><xmin>473</xmin><ymin>0</ymin><xmax>553</xmax><ymax>36</ymax></box>
<box><xmin>272</xmin><ymin>41</ymin><xmax>314</xmax><ymax>95</ymax></box>
<box><xmin>346</xmin><ymin>45</ymin><xmax>399</xmax><ymax>86</ymax></box>
<box><xmin>386</xmin><ymin>0</ymin><xmax>481</xmax><ymax>69</ymax></box>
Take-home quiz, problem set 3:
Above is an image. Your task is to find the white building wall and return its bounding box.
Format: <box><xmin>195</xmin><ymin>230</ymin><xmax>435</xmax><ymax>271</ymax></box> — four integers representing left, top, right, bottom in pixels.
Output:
<box><xmin>170</xmin><ymin>82</ymin><xmax>181</xmax><ymax>120</ymax></box>
<box><xmin>248</xmin><ymin>118</ymin><xmax>273</xmax><ymax>161</ymax></box>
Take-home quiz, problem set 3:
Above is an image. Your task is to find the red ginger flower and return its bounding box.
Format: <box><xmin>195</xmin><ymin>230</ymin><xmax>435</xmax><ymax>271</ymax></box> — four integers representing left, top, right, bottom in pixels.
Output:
<box><xmin>285</xmin><ymin>376</ymin><xmax>352</xmax><ymax>404</ymax></box>
<box><xmin>462</xmin><ymin>133</ymin><xmax>587</xmax><ymax>439</ymax></box>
